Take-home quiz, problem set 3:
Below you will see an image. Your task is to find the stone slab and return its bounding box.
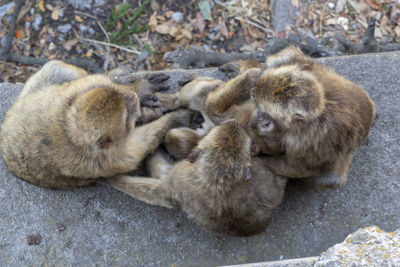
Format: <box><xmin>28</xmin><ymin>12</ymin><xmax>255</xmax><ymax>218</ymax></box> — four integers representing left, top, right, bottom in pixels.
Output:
<box><xmin>0</xmin><ymin>51</ymin><xmax>399</xmax><ymax>266</ymax></box>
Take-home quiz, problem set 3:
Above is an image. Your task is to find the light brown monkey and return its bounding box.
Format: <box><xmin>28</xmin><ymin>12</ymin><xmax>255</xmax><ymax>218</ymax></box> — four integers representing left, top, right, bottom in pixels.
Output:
<box><xmin>0</xmin><ymin>60</ymin><xmax>193</xmax><ymax>189</ymax></box>
<box><xmin>250</xmin><ymin>46</ymin><xmax>375</xmax><ymax>188</ymax></box>
<box><xmin>105</xmin><ymin>119</ymin><xmax>286</xmax><ymax>236</ymax></box>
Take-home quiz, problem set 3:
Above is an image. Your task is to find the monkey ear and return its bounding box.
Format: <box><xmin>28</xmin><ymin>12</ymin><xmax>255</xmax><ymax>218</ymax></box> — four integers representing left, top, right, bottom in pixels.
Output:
<box><xmin>300</xmin><ymin>64</ymin><xmax>312</xmax><ymax>71</ymax></box>
<box><xmin>292</xmin><ymin>114</ymin><xmax>305</xmax><ymax>122</ymax></box>
<box><xmin>188</xmin><ymin>148</ymin><xmax>201</xmax><ymax>163</ymax></box>
<box><xmin>97</xmin><ymin>136</ymin><xmax>113</xmax><ymax>149</ymax></box>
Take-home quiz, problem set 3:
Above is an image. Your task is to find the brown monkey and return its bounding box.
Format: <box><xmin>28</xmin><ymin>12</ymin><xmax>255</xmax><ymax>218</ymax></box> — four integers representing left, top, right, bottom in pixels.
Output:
<box><xmin>104</xmin><ymin>119</ymin><xmax>286</xmax><ymax>236</ymax></box>
<box><xmin>0</xmin><ymin>60</ymin><xmax>193</xmax><ymax>189</ymax></box>
<box><xmin>250</xmin><ymin>46</ymin><xmax>375</xmax><ymax>188</ymax></box>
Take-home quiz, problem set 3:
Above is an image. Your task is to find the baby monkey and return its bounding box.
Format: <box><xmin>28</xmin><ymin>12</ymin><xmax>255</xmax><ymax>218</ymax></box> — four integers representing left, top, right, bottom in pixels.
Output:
<box><xmin>0</xmin><ymin>60</ymin><xmax>193</xmax><ymax>189</ymax></box>
<box><xmin>105</xmin><ymin>119</ymin><xmax>286</xmax><ymax>236</ymax></box>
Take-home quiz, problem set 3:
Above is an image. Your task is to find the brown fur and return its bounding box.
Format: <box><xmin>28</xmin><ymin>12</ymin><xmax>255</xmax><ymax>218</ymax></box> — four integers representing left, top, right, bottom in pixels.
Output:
<box><xmin>105</xmin><ymin>120</ymin><xmax>286</xmax><ymax>236</ymax></box>
<box><xmin>0</xmin><ymin>60</ymin><xmax>193</xmax><ymax>189</ymax></box>
<box><xmin>251</xmin><ymin>46</ymin><xmax>375</xmax><ymax>188</ymax></box>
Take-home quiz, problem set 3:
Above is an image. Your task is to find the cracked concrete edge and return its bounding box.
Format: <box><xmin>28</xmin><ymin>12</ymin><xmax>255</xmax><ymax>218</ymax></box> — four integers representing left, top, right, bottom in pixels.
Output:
<box><xmin>222</xmin><ymin>256</ymin><xmax>319</xmax><ymax>267</ymax></box>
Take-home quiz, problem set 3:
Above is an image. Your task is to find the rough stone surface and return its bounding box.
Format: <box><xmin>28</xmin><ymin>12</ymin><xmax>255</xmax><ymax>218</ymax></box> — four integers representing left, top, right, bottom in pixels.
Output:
<box><xmin>315</xmin><ymin>226</ymin><xmax>400</xmax><ymax>266</ymax></box>
<box><xmin>0</xmin><ymin>52</ymin><xmax>400</xmax><ymax>266</ymax></box>
<box><xmin>271</xmin><ymin>0</ymin><xmax>296</xmax><ymax>32</ymax></box>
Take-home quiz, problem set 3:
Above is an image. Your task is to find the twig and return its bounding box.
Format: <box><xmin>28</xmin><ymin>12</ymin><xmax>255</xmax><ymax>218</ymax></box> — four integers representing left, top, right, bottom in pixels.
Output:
<box><xmin>79</xmin><ymin>37</ymin><xmax>141</xmax><ymax>54</ymax></box>
<box><xmin>74</xmin><ymin>11</ymin><xmax>111</xmax><ymax>71</ymax></box>
<box><xmin>234</xmin><ymin>16</ymin><xmax>274</xmax><ymax>34</ymax></box>
<box><xmin>6</xmin><ymin>54</ymin><xmax>103</xmax><ymax>73</ymax></box>
<box><xmin>0</xmin><ymin>0</ymin><xmax>24</xmax><ymax>60</ymax></box>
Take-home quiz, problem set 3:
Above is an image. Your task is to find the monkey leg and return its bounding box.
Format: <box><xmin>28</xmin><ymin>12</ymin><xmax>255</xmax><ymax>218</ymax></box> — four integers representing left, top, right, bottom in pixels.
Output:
<box><xmin>311</xmin><ymin>153</ymin><xmax>354</xmax><ymax>189</ymax></box>
<box><xmin>164</xmin><ymin>128</ymin><xmax>202</xmax><ymax>160</ymax></box>
<box><xmin>104</xmin><ymin>175</ymin><xmax>174</xmax><ymax>208</ymax></box>
<box><xmin>146</xmin><ymin>149</ymin><xmax>174</xmax><ymax>179</ymax></box>
<box><xmin>20</xmin><ymin>60</ymin><xmax>88</xmax><ymax>98</ymax></box>
<box><xmin>204</xmin><ymin>68</ymin><xmax>262</xmax><ymax>116</ymax></box>
<box><xmin>261</xmin><ymin>156</ymin><xmax>322</xmax><ymax>178</ymax></box>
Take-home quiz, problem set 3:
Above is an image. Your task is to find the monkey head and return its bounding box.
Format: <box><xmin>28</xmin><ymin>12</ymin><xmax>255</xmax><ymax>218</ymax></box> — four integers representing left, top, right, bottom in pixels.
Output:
<box><xmin>66</xmin><ymin>87</ymin><xmax>140</xmax><ymax>150</ymax></box>
<box><xmin>251</xmin><ymin>63</ymin><xmax>325</xmax><ymax>130</ymax></box>
<box><xmin>189</xmin><ymin>119</ymin><xmax>253</xmax><ymax>184</ymax></box>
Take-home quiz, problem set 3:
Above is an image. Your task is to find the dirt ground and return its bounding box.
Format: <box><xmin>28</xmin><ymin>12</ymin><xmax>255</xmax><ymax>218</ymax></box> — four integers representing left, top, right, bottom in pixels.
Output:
<box><xmin>0</xmin><ymin>0</ymin><xmax>399</xmax><ymax>82</ymax></box>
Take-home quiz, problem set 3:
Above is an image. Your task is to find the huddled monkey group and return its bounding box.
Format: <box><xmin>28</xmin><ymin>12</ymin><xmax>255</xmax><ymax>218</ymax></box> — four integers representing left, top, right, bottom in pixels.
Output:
<box><xmin>0</xmin><ymin>46</ymin><xmax>375</xmax><ymax>236</ymax></box>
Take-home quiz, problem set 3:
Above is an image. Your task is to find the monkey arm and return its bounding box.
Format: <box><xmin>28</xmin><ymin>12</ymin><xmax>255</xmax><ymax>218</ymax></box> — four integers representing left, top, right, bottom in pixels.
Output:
<box><xmin>104</xmin><ymin>175</ymin><xmax>174</xmax><ymax>208</ymax></box>
<box><xmin>121</xmin><ymin>110</ymin><xmax>193</xmax><ymax>169</ymax></box>
<box><xmin>261</xmin><ymin>155</ymin><xmax>322</xmax><ymax>178</ymax></box>
<box><xmin>205</xmin><ymin>69</ymin><xmax>261</xmax><ymax>116</ymax></box>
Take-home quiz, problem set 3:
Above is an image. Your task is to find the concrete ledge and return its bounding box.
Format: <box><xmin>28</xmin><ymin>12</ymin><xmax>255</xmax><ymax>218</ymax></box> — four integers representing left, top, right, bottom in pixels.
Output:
<box><xmin>0</xmin><ymin>52</ymin><xmax>399</xmax><ymax>266</ymax></box>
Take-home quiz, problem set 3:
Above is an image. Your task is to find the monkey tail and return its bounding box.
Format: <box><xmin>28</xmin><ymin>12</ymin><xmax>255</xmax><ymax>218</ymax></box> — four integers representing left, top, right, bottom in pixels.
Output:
<box><xmin>99</xmin><ymin>175</ymin><xmax>174</xmax><ymax>208</ymax></box>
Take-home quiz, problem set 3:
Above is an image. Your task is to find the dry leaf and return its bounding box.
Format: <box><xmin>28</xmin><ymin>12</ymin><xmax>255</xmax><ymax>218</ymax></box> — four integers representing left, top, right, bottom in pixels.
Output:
<box><xmin>291</xmin><ymin>0</ymin><xmax>299</xmax><ymax>8</ymax></box>
<box><xmin>75</xmin><ymin>15</ymin><xmax>83</xmax><ymax>22</ymax></box>
<box><xmin>86</xmin><ymin>49</ymin><xmax>93</xmax><ymax>58</ymax></box>
<box><xmin>168</xmin><ymin>26</ymin><xmax>179</xmax><ymax>37</ymax></box>
<box><xmin>46</xmin><ymin>4</ymin><xmax>54</xmax><ymax>11</ymax></box>
<box><xmin>15</xmin><ymin>29</ymin><xmax>22</xmax><ymax>39</ymax></box>
<box><xmin>51</xmin><ymin>9</ymin><xmax>60</xmax><ymax>21</ymax></box>
<box><xmin>149</xmin><ymin>13</ymin><xmax>158</xmax><ymax>26</ymax></box>
<box><xmin>194</xmin><ymin>12</ymin><xmax>206</xmax><ymax>32</ymax></box>
<box><xmin>165</xmin><ymin>11</ymin><xmax>173</xmax><ymax>18</ymax></box>
<box><xmin>181</xmin><ymin>29</ymin><xmax>192</xmax><ymax>39</ymax></box>
<box><xmin>38</xmin><ymin>0</ymin><xmax>45</xmax><ymax>12</ymax></box>
<box><xmin>155</xmin><ymin>24</ymin><xmax>170</xmax><ymax>34</ymax></box>
<box><xmin>218</xmin><ymin>17</ymin><xmax>229</xmax><ymax>38</ymax></box>
<box><xmin>366</xmin><ymin>0</ymin><xmax>381</xmax><ymax>10</ymax></box>
<box><xmin>63</xmin><ymin>39</ymin><xmax>78</xmax><ymax>51</ymax></box>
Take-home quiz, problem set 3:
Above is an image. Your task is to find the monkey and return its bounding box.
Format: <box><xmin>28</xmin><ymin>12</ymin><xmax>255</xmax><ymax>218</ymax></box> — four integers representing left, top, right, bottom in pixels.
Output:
<box><xmin>104</xmin><ymin>119</ymin><xmax>287</xmax><ymax>236</ymax></box>
<box><xmin>0</xmin><ymin>60</ymin><xmax>194</xmax><ymax>189</ymax></box>
<box><xmin>160</xmin><ymin>46</ymin><xmax>375</xmax><ymax>189</ymax></box>
<box><xmin>249</xmin><ymin>46</ymin><xmax>375</xmax><ymax>188</ymax></box>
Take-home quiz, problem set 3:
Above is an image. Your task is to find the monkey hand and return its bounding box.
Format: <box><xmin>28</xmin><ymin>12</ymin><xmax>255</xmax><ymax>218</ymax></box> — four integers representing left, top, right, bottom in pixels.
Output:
<box><xmin>244</xmin><ymin>68</ymin><xmax>262</xmax><ymax>88</ymax></box>
<box><xmin>178</xmin><ymin>74</ymin><xmax>200</xmax><ymax>87</ymax></box>
<box><xmin>139</xmin><ymin>106</ymin><xmax>164</xmax><ymax>123</ymax></box>
<box><xmin>218</xmin><ymin>61</ymin><xmax>241</xmax><ymax>78</ymax></box>
<box><xmin>170</xmin><ymin>109</ymin><xmax>197</xmax><ymax>128</ymax></box>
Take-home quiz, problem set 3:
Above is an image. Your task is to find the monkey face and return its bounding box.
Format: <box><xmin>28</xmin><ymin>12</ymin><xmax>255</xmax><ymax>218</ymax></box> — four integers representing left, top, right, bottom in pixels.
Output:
<box><xmin>66</xmin><ymin>88</ymin><xmax>140</xmax><ymax>149</ymax></box>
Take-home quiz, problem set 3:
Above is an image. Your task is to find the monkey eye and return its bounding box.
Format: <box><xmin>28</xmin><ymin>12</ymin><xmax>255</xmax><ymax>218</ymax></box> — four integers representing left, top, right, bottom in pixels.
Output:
<box><xmin>292</xmin><ymin>114</ymin><xmax>305</xmax><ymax>122</ymax></box>
<box><xmin>256</xmin><ymin>111</ymin><xmax>275</xmax><ymax>132</ymax></box>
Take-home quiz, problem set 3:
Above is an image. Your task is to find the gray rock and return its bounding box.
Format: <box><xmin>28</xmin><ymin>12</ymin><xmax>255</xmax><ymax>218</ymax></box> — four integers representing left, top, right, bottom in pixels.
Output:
<box><xmin>32</xmin><ymin>15</ymin><xmax>42</xmax><ymax>31</ymax></box>
<box><xmin>0</xmin><ymin>52</ymin><xmax>400</xmax><ymax>266</ymax></box>
<box><xmin>57</xmin><ymin>24</ymin><xmax>72</xmax><ymax>34</ymax></box>
<box><xmin>315</xmin><ymin>226</ymin><xmax>400</xmax><ymax>266</ymax></box>
<box><xmin>171</xmin><ymin>11</ymin><xmax>183</xmax><ymax>23</ymax></box>
<box><xmin>0</xmin><ymin>1</ymin><xmax>14</xmax><ymax>18</ymax></box>
<box><xmin>66</xmin><ymin>0</ymin><xmax>105</xmax><ymax>10</ymax></box>
<box><xmin>271</xmin><ymin>0</ymin><xmax>296</xmax><ymax>32</ymax></box>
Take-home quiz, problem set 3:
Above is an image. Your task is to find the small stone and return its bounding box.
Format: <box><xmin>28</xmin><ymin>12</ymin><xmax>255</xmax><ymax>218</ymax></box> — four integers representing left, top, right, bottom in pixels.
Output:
<box><xmin>57</xmin><ymin>223</ymin><xmax>67</xmax><ymax>232</ymax></box>
<box><xmin>88</xmin><ymin>28</ymin><xmax>95</xmax><ymax>35</ymax></box>
<box><xmin>328</xmin><ymin>2</ymin><xmax>335</xmax><ymax>9</ymax></box>
<box><xmin>32</xmin><ymin>15</ymin><xmax>42</xmax><ymax>31</ymax></box>
<box><xmin>171</xmin><ymin>12</ymin><xmax>183</xmax><ymax>23</ymax></box>
<box><xmin>0</xmin><ymin>2</ymin><xmax>14</xmax><ymax>17</ymax></box>
<box><xmin>57</xmin><ymin>24</ymin><xmax>72</xmax><ymax>34</ymax></box>
<box><xmin>26</xmin><ymin>234</ymin><xmax>42</xmax><ymax>246</ymax></box>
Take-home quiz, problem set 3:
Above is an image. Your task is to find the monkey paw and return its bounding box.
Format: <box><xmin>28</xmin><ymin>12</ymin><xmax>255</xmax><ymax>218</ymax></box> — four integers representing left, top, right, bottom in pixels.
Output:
<box><xmin>172</xmin><ymin>109</ymin><xmax>197</xmax><ymax>128</ymax></box>
<box><xmin>178</xmin><ymin>74</ymin><xmax>199</xmax><ymax>87</ymax></box>
<box><xmin>218</xmin><ymin>61</ymin><xmax>241</xmax><ymax>78</ymax></box>
<box><xmin>245</xmin><ymin>68</ymin><xmax>263</xmax><ymax>87</ymax></box>
<box><xmin>146</xmin><ymin>73</ymin><xmax>170</xmax><ymax>84</ymax></box>
<box><xmin>312</xmin><ymin>173</ymin><xmax>347</xmax><ymax>190</ymax></box>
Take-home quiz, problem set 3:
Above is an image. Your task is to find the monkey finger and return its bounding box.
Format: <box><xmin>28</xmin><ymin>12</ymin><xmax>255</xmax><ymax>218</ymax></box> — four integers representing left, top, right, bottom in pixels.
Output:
<box><xmin>141</xmin><ymin>94</ymin><xmax>162</xmax><ymax>108</ymax></box>
<box><xmin>151</xmin><ymin>84</ymin><xmax>170</xmax><ymax>92</ymax></box>
<box><xmin>146</xmin><ymin>73</ymin><xmax>170</xmax><ymax>84</ymax></box>
<box><xmin>218</xmin><ymin>62</ymin><xmax>241</xmax><ymax>78</ymax></box>
<box><xmin>178</xmin><ymin>74</ymin><xmax>198</xmax><ymax>86</ymax></box>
